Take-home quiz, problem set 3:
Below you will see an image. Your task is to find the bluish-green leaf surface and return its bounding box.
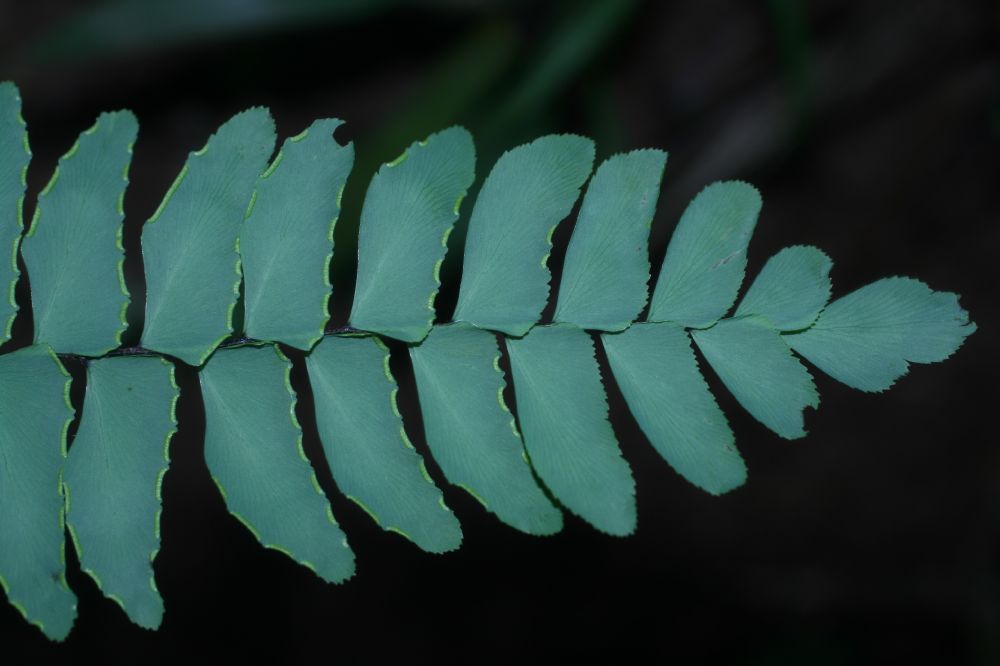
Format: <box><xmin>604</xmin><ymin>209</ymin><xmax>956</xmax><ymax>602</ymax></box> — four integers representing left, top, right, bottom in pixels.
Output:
<box><xmin>306</xmin><ymin>334</ymin><xmax>463</xmax><ymax>553</ymax></box>
<box><xmin>453</xmin><ymin>134</ymin><xmax>595</xmax><ymax>336</ymax></box>
<box><xmin>350</xmin><ymin>127</ymin><xmax>475</xmax><ymax>342</ymax></box>
<box><xmin>241</xmin><ymin>118</ymin><xmax>354</xmax><ymax>350</ymax></box>
<box><xmin>200</xmin><ymin>344</ymin><xmax>354</xmax><ymax>583</ymax></box>
<box><xmin>141</xmin><ymin>108</ymin><xmax>275</xmax><ymax>366</ymax></box>
<box><xmin>602</xmin><ymin>322</ymin><xmax>745</xmax><ymax>495</ymax></box>
<box><xmin>648</xmin><ymin>181</ymin><xmax>761</xmax><ymax>327</ymax></box>
<box><xmin>0</xmin><ymin>82</ymin><xmax>30</xmax><ymax>344</ymax></box>
<box><xmin>21</xmin><ymin>111</ymin><xmax>137</xmax><ymax>355</ymax></box>
<box><xmin>63</xmin><ymin>355</ymin><xmax>178</xmax><ymax>630</ymax></box>
<box><xmin>506</xmin><ymin>324</ymin><xmax>636</xmax><ymax>536</ymax></box>
<box><xmin>735</xmin><ymin>245</ymin><xmax>832</xmax><ymax>331</ymax></box>
<box><xmin>692</xmin><ymin>316</ymin><xmax>818</xmax><ymax>439</ymax></box>
<box><xmin>785</xmin><ymin>277</ymin><xmax>976</xmax><ymax>392</ymax></box>
<box><xmin>409</xmin><ymin>323</ymin><xmax>563</xmax><ymax>535</ymax></box>
<box><xmin>554</xmin><ymin>149</ymin><xmax>667</xmax><ymax>331</ymax></box>
<box><xmin>0</xmin><ymin>344</ymin><xmax>76</xmax><ymax>640</ymax></box>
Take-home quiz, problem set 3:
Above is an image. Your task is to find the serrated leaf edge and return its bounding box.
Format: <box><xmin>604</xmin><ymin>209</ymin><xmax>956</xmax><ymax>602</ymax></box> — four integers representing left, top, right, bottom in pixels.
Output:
<box><xmin>243</xmin><ymin>119</ymin><xmax>351</xmax><ymax>351</ymax></box>
<box><xmin>207</xmin><ymin>344</ymin><xmax>354</xmax><ymax>582</ymax></box>
<box><xmin>63</xmin><ymin>355</ymin><xmax>177</xmax><ymax>630</ymax></box>
<box><xmin>782</xmin><ymin>275</ymin><xmax>977</xmax><ymax>393</ymax></box>
<box><xmin>554</xmin><ymin>148</ymin><xmax>668</xmax><ymax>332</ymax></box>
<box><xmin>0</xmin><ymin>346</ymin><xmax>78</xmax><ymax>641</ymax></box>
<box><xmin>2</xmin><ymin>84</ymin><xmax>29</xmax><ymax>344</ymax></box>
<box><xmin>144</xmin><ymin>107</ymin><xmax>274</xmax><ymax>366</ymax></box>
<box><xmin>25</xmin><ymin>113</ymin><xmax>135</xmax><ymax>354</ymax></box>
<box><xmin>358</xmin><ymin>335</ymin><xmax>463</xmax><ymax>552</ymax></box>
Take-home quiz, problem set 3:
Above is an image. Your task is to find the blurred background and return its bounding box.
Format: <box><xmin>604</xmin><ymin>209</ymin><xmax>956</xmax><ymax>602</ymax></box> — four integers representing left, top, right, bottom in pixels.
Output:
<box><xmin>1</xmin><ymin>0</ymin><xmax>996</xmax><ymax>661</ymax></box>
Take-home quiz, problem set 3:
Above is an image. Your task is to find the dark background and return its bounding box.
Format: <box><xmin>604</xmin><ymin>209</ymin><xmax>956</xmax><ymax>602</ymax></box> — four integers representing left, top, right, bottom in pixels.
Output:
<box><xmin>1</xmin><ymin>0</ymin><xmax>996</xmax><ymax>662</ymax></box>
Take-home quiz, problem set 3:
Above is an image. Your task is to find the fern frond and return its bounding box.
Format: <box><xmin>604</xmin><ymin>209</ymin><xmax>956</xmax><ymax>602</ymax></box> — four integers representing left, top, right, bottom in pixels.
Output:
<box><xmin>0</xmin><ymin>81</ymin><xmax>977</xmax><ymax>640</ymax></box>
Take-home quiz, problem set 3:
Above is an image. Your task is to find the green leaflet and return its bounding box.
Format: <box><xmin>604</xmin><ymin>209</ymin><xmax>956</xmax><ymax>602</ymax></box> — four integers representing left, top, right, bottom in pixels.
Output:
<box><xmin>21</xmin><ymin>111</ymin><xmax>137</xmax><ymax>356</ymax></box>
<box><xmin>141</xmin><ymin>108</ymin><xmax>275</xmax><ymax>366</ymax></box>
<box><xmin>306</xmin><ymin>334</ymin><xmax>463</xmax><ymax>553</ymax></box>
<box><xmin>506</xmin><ymin>324</ymin><xmax>636</xmax><ymax>536</ymax></box>
<box><xmin>0</xmin><ymin>344</ymin><xmax>76</xmax><ymax>641</ymax></box>
<box><xmin>0</xmin><ymin>82</ymin><xmax>30</xmax><ymax>344</ymax></box>
<box><xmin>350</xmin><ymin>127</ymin><xmax>475</xmax><ymax>343</ymax></box>
<box><xmin>648</xmin><ymin>181</ymin><xmax>761</xmax><ymax>328</ymax></box>
<box><xmin>63</xmin><ymin>355</ymin><xmax>177</xmax><ymax>630</ymax></box>
<box><xmin>784</xmin><ymin>277</ymin><xmax>976</xmax><ymax>392</ymax></box>
<box><xmin>409</xmin><ymin>323</ymin><xmax>563</xmax><ymax>535</ymax></box>
<box><xmin>554</xmin><ymin>149</ymin><xmax>667</xmax><ymax>331</ymax></box>
<box><xmin>200</xmin><ymin>344</ymin><xmax>354</xmax><ymax>583</ymax></box>
<box><xmin>453</xmin><ymin>134</ymin><xmax>595</xmax><ymax>336</ymax></box>
<box><xmin>602</xmin><ymin>322</ymin><xmax>745</xmax><ymax>495</ymax></box>
<box><xmin>241</xmin><ymin>118</ymin><xmax>354</xmax><ymax>350</ymax></box>
<box><xmin>735</xmin><ymin>245</ymin><xmax>832</xmax><ymax>331</ymax></box>
<box><xmin>692</xmin><ymin>316</ymin><xmax>818</xmax><ymax>439</ymax></box>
